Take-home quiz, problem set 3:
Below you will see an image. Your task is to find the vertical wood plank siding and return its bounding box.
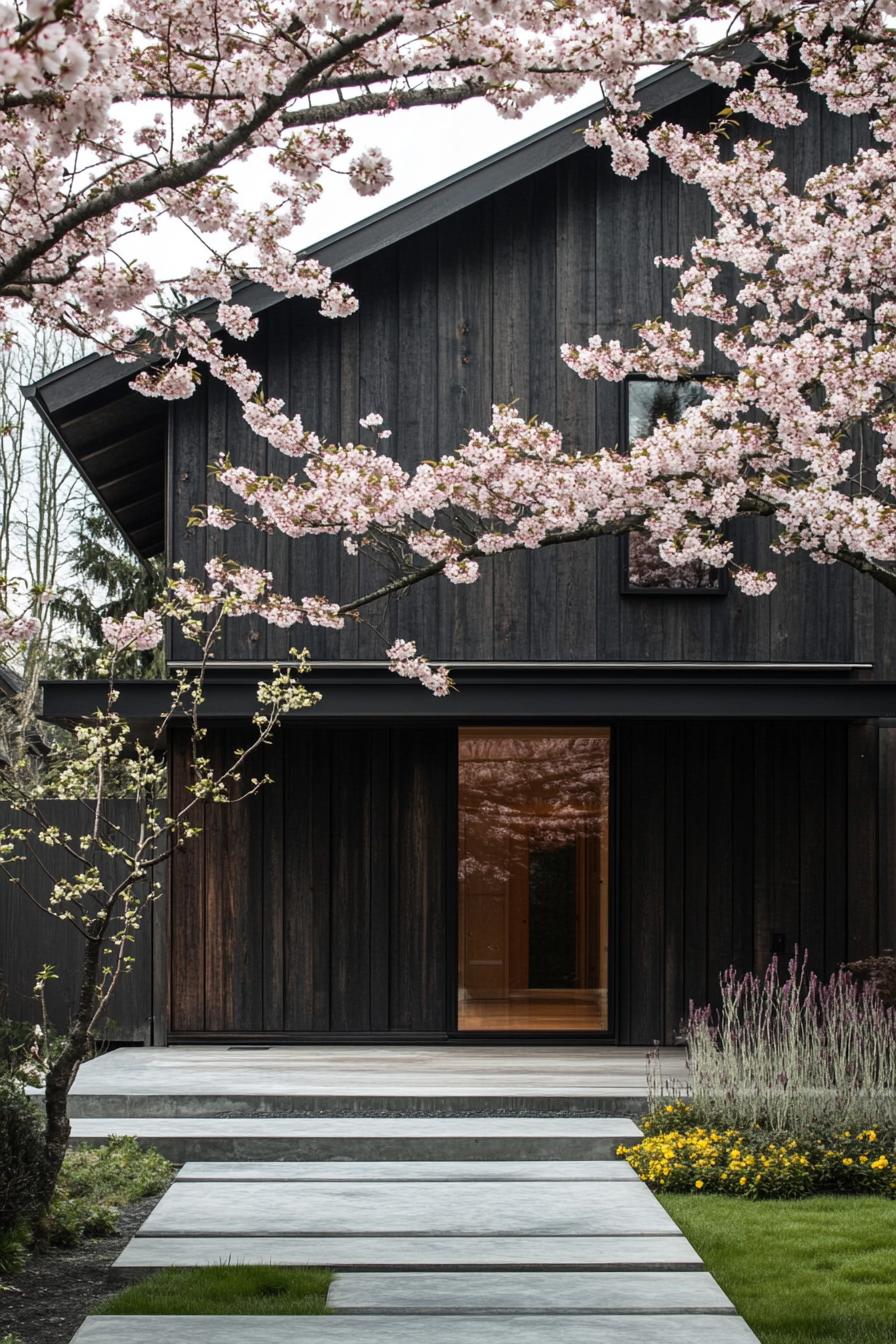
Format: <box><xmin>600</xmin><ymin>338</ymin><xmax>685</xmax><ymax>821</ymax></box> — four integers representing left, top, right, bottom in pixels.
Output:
<box><xmin>0</xmin><ymin>800</ymin><xmax>153</xmax><ymax>1039</ymax></box>
<box><xmin>166</xmin><ymin>85</ymin><xmax>896</xmax><ymax>673</ymax></box>
<box><xmin>168</xmin><ymin>719</ymin><xmax>884</xmax><ymax>1044</ymax></box>
<box><xmin>168</xmin><ymin>722</ymin><xmax>452</xmax><ymax>1038</ymax></box>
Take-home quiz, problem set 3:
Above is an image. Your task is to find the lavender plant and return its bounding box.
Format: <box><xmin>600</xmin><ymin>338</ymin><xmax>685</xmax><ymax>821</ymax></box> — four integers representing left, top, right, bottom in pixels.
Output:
<box><xmin>654</xmin><ymin>951</ymin><xmax>896</xmax><ymax>1135</ymax></box>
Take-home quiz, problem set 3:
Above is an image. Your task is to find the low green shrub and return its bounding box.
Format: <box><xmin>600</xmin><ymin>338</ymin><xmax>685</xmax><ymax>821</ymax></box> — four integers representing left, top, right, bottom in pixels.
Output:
<box><xmin>622</xmin><ymin>1103</ymin><xmax>896</xmax><ymax>1198</ymax></box>
<box><xmin>59</xmin><ymin>1137</ymin><xmax>171</xmax><ymax>1206</ymax></box>
<box><xmin>42</xmin><ymin>1137</ymin><xmax>172</xmax><ymax>1247</ymax></box>
<box><xmin>0</xmin><ymin>1224</ymin><xmax>29</xmax><ymax>1274</ymax></box>
<box><xmin>0</xmin><ymin>1076</ymin><xmax>45</xmax><ymax>1235</ymax></box>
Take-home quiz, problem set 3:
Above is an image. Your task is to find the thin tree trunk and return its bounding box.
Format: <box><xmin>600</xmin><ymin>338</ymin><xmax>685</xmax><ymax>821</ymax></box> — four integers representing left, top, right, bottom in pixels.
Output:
<box><xmin>35</xmin><ymin>928</ymin><xmax>103</xmax><ymax>1220</ymax></box>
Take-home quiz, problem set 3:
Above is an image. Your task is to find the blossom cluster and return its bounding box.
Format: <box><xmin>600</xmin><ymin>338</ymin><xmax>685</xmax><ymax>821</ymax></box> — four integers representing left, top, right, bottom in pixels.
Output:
<box><xmin>100</xmin><ymin>611</ymin><xmax>164</xmax><ymax>653</ymax></box>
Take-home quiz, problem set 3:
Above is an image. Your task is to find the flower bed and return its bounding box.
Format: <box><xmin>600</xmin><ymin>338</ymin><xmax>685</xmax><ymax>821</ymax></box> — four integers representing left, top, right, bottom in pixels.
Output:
<box><xmin>620</xmin><ymin>1102</ymin><xmax>896</xmax><ymax>1198</ymax></box>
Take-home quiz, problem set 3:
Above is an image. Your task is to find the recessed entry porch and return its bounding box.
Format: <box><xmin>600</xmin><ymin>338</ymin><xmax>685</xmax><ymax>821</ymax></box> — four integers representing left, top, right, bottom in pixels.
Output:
<box><xmin>164</xmin><ymin>707</ymin><xmax>879</xmax><ymax>1047</ymax></box>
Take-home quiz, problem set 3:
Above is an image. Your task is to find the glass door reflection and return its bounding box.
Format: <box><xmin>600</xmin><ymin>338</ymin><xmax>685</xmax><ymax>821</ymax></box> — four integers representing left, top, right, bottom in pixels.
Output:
<box><xmin>457</xmin><ymin>727</ymin><xmax>610</xmax><ymax>1033</ymax></box>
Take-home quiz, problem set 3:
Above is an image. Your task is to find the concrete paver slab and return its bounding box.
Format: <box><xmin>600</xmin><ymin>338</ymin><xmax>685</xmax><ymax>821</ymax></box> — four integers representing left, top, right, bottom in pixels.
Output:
<box><xmin>176</xmin><ymin>1160</ymin><xmax>639</xmax><ymax>1182</ymax></box>
<box><xmin>71</xmin><ymin>1314</ymin><xmax>758</xmax><ymax>1342</ymax></box>
<box><xmin>111</xmin><ymin>1234</ymin><xmax>703</xmax><ymax>1276</ymax></box>
<box><xmin>328</xmin><ymin>1270</ymin><xmax>735</xmax><ymax>1314</ymax></box>
<box><xmin>137</xmin><ymin>1178</ymin><xmax>676</xmax><ymax>1238</ymax></box>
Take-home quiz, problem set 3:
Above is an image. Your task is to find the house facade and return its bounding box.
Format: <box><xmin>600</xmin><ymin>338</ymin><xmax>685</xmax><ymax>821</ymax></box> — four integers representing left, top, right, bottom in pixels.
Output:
<box><xmin>28</xmin><ymin>64</ymin><xmax>896</xmax><ymax>1046</ymax></box>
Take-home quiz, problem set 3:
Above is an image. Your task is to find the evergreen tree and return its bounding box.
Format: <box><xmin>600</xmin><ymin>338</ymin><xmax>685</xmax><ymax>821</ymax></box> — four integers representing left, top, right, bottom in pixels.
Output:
<box><xmin>50</xmin><ymin>505</ymin><xmax>165</xmax><ymax>679</ymax></box>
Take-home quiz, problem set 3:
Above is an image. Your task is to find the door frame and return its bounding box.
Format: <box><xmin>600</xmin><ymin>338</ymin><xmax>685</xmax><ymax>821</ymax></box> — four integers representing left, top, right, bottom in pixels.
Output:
<box><xmin>446</xmin><ymin>720</ymin><xmax>619</xmax><ymax>1044</ymax></box>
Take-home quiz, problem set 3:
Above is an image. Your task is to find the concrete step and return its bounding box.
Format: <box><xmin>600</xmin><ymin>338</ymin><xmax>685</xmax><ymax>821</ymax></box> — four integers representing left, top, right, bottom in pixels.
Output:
<box><xmin>63</xmin><ymin>1092</ymin><xmax>649</xmax><ymax>1118</ymax></box>
<box><xmin>136</xmin><ymin>1177</ymin><xmax>676</xmax><ymax>1239</ymax></box>
<box><xmin>175</xmin><ymin>1160</ymin><xmax>639</xmax><ymax>1182</ymax></box>
<box><xmin>111</xmin><ymin>1235</ymin><xmax>703</xmax><ymax>1279</ymax></box>
<box><xmin>328</xmin><ymin>1270</ymin><xmax>736</xmax><ymax>1315</ymax></box>
<box><xmin>72</xmin><ymin>1316</ymin><xmax>757</xmax><ymax>1342</ymax></box>
<box><xmin>69</xmin><ymin>1116</ymin><xmax>641</xmax><ymax>1163</ymax></box>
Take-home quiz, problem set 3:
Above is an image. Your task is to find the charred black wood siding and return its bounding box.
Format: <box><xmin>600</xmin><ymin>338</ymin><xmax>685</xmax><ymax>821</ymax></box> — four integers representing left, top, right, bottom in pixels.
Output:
<box><xmin>168</xmin><ymin>718</ymin><xmax>883</xmax><ymax>1044</ymax></box>
<box><xmin>167</xmin><ymin>85</ymin><xmax>896</xmax><ymax>674</ymax></box>
<box><xmin>0</xmin><ymin>800</ymin><xmax>154</xmax><ymax>1040</ymax></box>
<box><xmin>167</xmin><ymin>722</ymin><xmax>452</xmax><ymax>1038</ymax></box>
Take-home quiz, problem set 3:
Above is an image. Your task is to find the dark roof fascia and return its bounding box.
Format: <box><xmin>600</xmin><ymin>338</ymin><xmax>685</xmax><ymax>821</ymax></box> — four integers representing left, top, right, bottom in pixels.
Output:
<box><xmin>39</xmin><ymin>666</ymin><xmax>896</xmax><ymax>723</ymax></box>
<box><xmin>21</xmin><ymin>59</ymin><xmax>716</xmax><ymax>420</ymax></box>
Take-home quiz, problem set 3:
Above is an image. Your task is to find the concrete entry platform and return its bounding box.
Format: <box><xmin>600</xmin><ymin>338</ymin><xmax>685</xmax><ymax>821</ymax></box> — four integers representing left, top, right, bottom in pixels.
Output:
<box><xmin>58</xmin><ymin>1045</ymin><xmax>687</xmax><ymax>1117</ymax></box>
<box><xmin>71</xmin><ymin>1316</ymin><xmax>758</xmax><ymax>1342</ymax></box>
<box><xmin>328</xmin><ymin>1270</ymin><xmax>736</xmax><ymax>1314</ymax></box>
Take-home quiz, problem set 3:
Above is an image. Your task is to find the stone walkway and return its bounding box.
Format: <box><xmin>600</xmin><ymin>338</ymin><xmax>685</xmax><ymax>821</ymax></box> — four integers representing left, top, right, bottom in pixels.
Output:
<box><xmin>69</xmin><ymin>1135</ymin><xmax>759</xmax><ymax>1342</ymax></box>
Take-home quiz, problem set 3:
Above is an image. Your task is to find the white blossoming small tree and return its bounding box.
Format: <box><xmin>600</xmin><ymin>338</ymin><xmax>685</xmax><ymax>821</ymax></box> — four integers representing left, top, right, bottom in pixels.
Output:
<box><xmin>0</xmin><ymin>572</ymin><xmax>318</xmax><ymax>1217</ymax></box>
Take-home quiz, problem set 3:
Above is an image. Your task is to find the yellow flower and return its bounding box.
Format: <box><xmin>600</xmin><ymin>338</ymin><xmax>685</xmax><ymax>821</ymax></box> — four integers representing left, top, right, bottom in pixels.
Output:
<box><xmin>842</xmin><ymin>1158</ymin><xmax>854</xmax><ymax>1167</ymax></box>
<box><xmin>871</xmin><ymin>1156</ymin><xmax>889</xmax><ymax>1171</ymax></box>
<box><xmin>739</xmin><ymin>1176</ymin><xmax>747</xmax><ymax>1186</ymax></box>
<box><xmin>695</xmin><ymin>1179</ymin><xmax>704</xmax><ymax>1190</ymax></box>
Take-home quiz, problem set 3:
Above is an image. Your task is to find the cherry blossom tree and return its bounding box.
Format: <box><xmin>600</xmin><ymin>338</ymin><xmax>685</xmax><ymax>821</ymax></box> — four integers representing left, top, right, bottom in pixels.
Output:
<box><xmin>0</xmin><ymin>3</ymin><xmax>895</xmax><ymax>694</ymax></box>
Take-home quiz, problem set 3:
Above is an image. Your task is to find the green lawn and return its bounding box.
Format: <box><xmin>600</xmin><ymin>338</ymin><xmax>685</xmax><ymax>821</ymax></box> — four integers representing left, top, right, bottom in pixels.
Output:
<box><xmin>96</xmin><ymin>1265</ymin><xmax>333</xmax><ymax>1315</ymax></box>
<box><xmin>660</xmin><ymin>1195</ymin><xmax>896</xmax><ymax>1344</ymax></box>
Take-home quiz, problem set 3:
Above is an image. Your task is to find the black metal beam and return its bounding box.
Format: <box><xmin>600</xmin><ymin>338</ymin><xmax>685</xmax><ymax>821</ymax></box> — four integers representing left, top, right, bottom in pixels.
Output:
<box><xmin>40</xmin><ymin>668</ymin><xmax>896</xmax><ymax>723</ymax></box>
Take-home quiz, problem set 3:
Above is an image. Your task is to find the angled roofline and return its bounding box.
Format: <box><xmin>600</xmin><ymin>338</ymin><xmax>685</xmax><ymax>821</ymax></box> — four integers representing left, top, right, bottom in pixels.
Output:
<box><xmin>22</xmin><ymin>58</ymin><xmax>711</xmax><ymax>418</ymax></box>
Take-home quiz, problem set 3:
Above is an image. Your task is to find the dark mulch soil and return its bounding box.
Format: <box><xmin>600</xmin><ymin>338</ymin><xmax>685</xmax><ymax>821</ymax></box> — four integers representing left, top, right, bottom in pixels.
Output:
<box><xmin>0</xmin><ymin>1193</ymin><xmax>165</xmax><ymax>1344</ymax></box>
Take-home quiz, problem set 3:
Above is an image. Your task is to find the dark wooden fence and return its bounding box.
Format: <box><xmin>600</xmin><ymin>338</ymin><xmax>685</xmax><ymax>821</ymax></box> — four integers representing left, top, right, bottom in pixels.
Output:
<box><xmin>0</xmin><ymin>801</ymin><xmax>155</xmax><ymax>1041</ymax></box>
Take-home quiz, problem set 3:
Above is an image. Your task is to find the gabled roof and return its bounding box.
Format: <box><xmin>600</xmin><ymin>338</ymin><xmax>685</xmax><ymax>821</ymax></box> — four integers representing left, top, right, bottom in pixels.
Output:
<box><xmin>22</xmin><ymin>59</ymin><xmax>710</xmax><ymax>560</ymax></box>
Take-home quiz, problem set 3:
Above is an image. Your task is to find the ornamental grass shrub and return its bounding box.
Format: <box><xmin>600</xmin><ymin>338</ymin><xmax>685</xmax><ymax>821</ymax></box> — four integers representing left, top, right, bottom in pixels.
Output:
<box><xmin>654</xmin><ymin>950</ymin><xmax>896</xmax><ymax>1135</ymax></box>
<box><xmin>620</xmin><ymin>1104</ymin><xmax>895</xmax><ymax>1198</ymax></box>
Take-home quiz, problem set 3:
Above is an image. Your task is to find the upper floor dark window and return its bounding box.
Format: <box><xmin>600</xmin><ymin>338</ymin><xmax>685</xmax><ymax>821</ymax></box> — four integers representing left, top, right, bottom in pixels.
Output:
<box><xmin>621</xmin><ymin>378</ymin><xmax>725</xmax><ymax>595</ymax></box>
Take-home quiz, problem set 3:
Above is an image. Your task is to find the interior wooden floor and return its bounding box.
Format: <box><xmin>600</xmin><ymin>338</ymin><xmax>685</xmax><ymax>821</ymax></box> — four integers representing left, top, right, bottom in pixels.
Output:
<box><xmin>457</xmin><ymin>993</ymin><xmax>608</xmax><ymax>1033</ymax></box>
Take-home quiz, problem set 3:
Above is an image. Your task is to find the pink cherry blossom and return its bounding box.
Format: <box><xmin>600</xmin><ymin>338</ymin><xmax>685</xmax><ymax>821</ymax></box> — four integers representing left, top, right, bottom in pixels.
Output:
<box><xmin>101</xmin><ymin>611</ymin><xmax>164</xmax><ymax>652</ymax></box>
<box><xmin>387</xmin><ymin>639</ymin><xmax>453</xmax><ymax>696</ymax></box>
<box><xmin>348</xmin><ymin>149</ymin><xmax>393</xmax><ymax>197</ymax></box>
<box><xmin>0</xmin><ymin>613</ymin><xmax>40</xmax><ymax>643</ymax></box>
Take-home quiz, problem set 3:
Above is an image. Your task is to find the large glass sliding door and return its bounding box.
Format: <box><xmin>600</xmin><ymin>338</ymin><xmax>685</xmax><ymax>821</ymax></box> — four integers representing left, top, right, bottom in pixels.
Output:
<box><xmin>457</xmin><ymin>727</ymin><xmax>611</xmax><ymax>1033</ymax></box>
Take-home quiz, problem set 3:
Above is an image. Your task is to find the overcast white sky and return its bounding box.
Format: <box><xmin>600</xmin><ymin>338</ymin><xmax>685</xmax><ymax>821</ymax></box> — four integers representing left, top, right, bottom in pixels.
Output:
<box><xmin>138</xmin><ymin>80</ymin><xmax>608</xmax><ymax>274</ymax></box>
<box><xmin>291</xmin><ymin>82</ymin><xmax>605</xmax><ymax>250</ymax></box>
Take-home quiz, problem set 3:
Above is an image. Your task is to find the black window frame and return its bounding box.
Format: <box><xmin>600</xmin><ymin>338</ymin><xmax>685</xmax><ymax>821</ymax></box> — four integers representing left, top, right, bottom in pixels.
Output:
<box><xmin>619</xmin><ymin>374</ymin><xmax>729</xmax><ymax>598</ymax></box>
